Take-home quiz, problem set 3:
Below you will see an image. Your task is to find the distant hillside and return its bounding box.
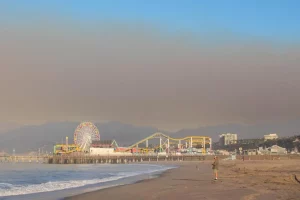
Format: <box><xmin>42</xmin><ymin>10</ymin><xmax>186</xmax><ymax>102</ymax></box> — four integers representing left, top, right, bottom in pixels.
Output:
<box><xmin>0</xmin><ymin>122</ymin><xmax>78</xmax><ymax>154</ymax></box>
<box><xmin>0</xmin><ymin>122</ymin><xmax>21</xmax><ymax>134</ymax></box>
<box><xmin>173</xmin><ymin>120</ymin><xmax>300</xmax><ymax>142</ymax></box>
<box><xmin>0</xmin><ymin>121</ymin><xmax>158</xmax><ymax>153</ymax></box>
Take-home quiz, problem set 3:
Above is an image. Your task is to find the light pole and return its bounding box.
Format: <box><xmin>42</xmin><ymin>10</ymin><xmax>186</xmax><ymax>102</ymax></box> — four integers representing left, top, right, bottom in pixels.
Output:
<box><xmin>41</xmin><ymin>145</ymin><xmax>47</xmax><ymax>156</ymax></box>
<box><xmin>13</xmin><ymin>148</ymin><xmax>15</xmax><ymax>162</ymax></box>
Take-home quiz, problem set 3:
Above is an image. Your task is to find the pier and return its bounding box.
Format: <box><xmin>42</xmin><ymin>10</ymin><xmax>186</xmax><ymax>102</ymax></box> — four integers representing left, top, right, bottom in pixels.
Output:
<box><xmin>0</xmin><ymin>155</ymin><xmax>49</xmax><ymax>163</ymax></box>
<box><xmin>48</xmin><ymin>155</ymin><xmax>210</xmax><ymax>164</ymax></box>
<box><xmin>0</xmin><ymin>155</ymin><xmax>215</xmax><ymax>164</ymax></box>
<box><xmin>1</xmin><ymin>154</ymin><xmax>299</xmax><ymax>164</ymax></box>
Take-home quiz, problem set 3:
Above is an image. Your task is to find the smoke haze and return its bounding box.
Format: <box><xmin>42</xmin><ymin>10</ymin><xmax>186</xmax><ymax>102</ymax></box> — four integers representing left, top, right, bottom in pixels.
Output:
<box><xmin>1</xmin><ymin>17</ymin><xmax>300</xmax><ymax>131</ymax></box>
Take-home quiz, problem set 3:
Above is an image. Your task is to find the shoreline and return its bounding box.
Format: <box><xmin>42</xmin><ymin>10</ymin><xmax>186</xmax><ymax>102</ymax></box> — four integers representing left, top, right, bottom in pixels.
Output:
<box><xmin>64</xmin><ymin>160</ymin><xmax>300</xmax><ymax>200</ymax></box>
<box><xmin>64</xmin><ymin>162</ymin><xmax>177</xmax><ymax>200</ymax></box>
<box><xmin>64</xmin><ymin>161</ymin><xmax>251</xmax><ymax>200</ymax></box>
<box><xmin>0</xmin><ymin>163</ymin><xmax>176</xmax><ymax>200</ymax></box>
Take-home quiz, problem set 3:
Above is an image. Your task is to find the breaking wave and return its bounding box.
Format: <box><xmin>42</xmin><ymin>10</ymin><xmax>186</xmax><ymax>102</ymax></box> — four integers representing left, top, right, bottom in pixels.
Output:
<box><xmin>0</xmin><ymin>165</ymin><xmax>174</xmax><ymax>197</ymax></box>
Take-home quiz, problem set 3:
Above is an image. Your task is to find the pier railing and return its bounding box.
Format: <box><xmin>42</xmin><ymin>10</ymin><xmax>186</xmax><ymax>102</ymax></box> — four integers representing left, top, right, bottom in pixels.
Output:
<box><xmin>1</xmin><ymin>154</ymin><xmax>299</xmax><ymax>164</ymax></box>
<box><xmin>47</xmin><ymin>155</ymin><xmax>216</xmax><ymax>164</ymax></box>
<box><xmin>0</xmin><ymin>155</ymin><xmax>49</xmax><ymax>163</ymax></box>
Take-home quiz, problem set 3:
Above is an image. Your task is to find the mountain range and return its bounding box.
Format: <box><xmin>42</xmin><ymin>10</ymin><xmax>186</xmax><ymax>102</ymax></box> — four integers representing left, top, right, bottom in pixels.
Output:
<box><xmin>0</xmin><ymin>120</ymin><xmax>300</xmax><ymax>154</ymax></box>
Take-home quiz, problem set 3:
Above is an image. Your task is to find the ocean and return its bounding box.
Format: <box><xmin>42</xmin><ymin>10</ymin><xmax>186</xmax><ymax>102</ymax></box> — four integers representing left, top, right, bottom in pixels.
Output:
<box><xmin>0</xmin><ymin>163</ymin><xmax>175</xmax><ymax>200</ymax></box>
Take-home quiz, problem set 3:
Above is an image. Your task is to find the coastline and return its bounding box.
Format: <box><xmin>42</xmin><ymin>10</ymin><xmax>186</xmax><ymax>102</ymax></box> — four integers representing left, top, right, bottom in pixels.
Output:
<box><xmin>64</xmin><ymin>162</ymin><xmax>177</xmax><ymax>200</ymax></box>
<box><xmin>64</xmin><ymin>160</ymin><xmax>300</xmax><ymax>200</ymax></box>
<box><xmin>0</xmin><ymin>163</ymin><xmax>175</xmax><ymax>200</ymax></box>
<box><xmin>64</xmin><ymin>161</ymin><xmax>251</xmax><ymax>200</ymax></box>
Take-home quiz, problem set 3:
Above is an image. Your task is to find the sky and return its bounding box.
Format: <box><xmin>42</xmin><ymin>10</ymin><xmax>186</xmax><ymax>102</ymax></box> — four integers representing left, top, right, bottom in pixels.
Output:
<box><xmin>1</xmin><ymin>1</ymin><xmax>300</xmax><ymax>131</ymax></box>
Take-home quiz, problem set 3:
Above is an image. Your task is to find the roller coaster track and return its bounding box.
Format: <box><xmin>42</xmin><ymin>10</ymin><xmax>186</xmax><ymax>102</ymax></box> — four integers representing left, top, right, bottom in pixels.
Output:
<box><xmin>128</xmin><ymin>132</ymin><xmax>212</xmax><ymax>150</ymax></box>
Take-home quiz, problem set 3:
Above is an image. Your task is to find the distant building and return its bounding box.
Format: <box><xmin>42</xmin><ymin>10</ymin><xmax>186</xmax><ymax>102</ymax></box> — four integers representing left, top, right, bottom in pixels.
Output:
<box><xmin>258</xmin><ymin>145</ymin><xmax>287</xmax><ymax>155</ymax></box>
<box><xmin>264</xmin><ymin>133</ymin><xmax>278</xmax><ymax>141</ymax></box>
<box><xmin>115</xmin><ymin>147</ymin><xmax>128</xmax><ymax>152</ymax></box>
<box><xmin>90</xmin><ymin>147</ymin><xmax>114</xmax><ymax>155</ymax></box>
<box><xmin>243</xmin><ymin>149</ymin><xmax>258</xmax><ymax>155</ymax></box>
<box><xmin>216</xmin><ymin>150</ymin><xmax>230</xmax><ymax>155</ymax></box>
<box><xmin>90</xmin><ymin>140</ymin><xmax>119</xmax><ymax>149</ymax></box>
<box><xmin>269</xmin><ymin>145</ymin><xmax>287</xmax><ymax>154</ymax></box>
<box><xmin>219</xmin><ymin>133</ymin><xmax>237</xmax><ymax>146</ymax></box>
<box><xmin>293</xmin><ymin>138</ymin><xmax>299</xmax><ymax>153</ymax></box>
<box><xmin>89</xmin><ymin>140</ymin><xmax>134</xmax><ymax>156</ymax></box>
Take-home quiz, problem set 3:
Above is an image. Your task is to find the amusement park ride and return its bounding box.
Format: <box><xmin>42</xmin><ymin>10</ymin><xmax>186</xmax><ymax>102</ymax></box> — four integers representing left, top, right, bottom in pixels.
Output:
<box><xmin>53</xmin><ymin>122</ymin><xmax>212</xmax><ymax>155</ymax></box>
<box><xmin>54</xmin><ymin>122</ymin><xmax>100</xmax><ymax>154</ymax></box>
<box><xmin>126</xmin><ymin>132</ymin><xmax>212</xmax><ymax>154</ymax></box>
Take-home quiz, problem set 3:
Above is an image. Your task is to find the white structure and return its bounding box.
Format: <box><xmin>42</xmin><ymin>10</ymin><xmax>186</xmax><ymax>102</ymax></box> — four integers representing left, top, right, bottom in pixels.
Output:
<box><xmin>269</xmin><ymin>145</ymin><xmax>287</xmax><ymax>154</ymax></box>
<box><xmin>293</xmin><ymin>138</ymin><xmax>299</xmax><ymax>153</ymax></box>
<box><xmin>258</xmin><ymin>145</ymin><xmax>287</xmax><ymax>155</ymax></box>
<box><xmin>264</xmin><ymin>133</ymin><xmax>278</xmax><ymax>141</ymax></box>
<box><xmin>90</xmin><ymin>148</ymin><xmax>114</xmax><ymax>155</ymax></box>
<box><xmin>89</xmin><ymin>148</ymin><xmax>132</xmax><ymax>156</ymax></box>
<box><xmin>219</xmin><ymin>133</ymin><xmax>237</xmax><ymax>146</ymax></box>
<box><xmin>216</xmin><ymin>150</ymin><xmax>230</xmax><ymax>155</ymax></box>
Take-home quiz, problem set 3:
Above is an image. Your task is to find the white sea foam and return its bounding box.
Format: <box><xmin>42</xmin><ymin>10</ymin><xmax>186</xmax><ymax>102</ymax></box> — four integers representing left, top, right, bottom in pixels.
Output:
<box><xmin>0</xmin><ymin>176</ymin><xmax>124</xmax><ymax>197</ymax></box>
<box><xmin>0</xmin><ymin>165</ymin><xmax>174</xmax><ymax>197</ymax></box>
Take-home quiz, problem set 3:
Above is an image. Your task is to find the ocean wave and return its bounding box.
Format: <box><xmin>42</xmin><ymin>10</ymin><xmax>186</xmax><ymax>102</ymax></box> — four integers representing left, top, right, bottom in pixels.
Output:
<box><xmin>0</xmin><ymin>183</ymin><xmax>14</xmax><ymax>189</ymax></box>
<box><xmin>0</xmin><ymin>175</ymin><xmax>125</xmax><ymax>197</ymax></box>
<box><xmin>0</xmin><ymin>165</ymin><xmax>174</xmax><ymax>197</ymax></box>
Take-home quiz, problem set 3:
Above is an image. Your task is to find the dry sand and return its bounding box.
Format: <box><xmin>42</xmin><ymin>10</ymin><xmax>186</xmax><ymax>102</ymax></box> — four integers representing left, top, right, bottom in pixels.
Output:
<box><xmin>65</xmin><ymin>159</ymin><xmax>300</xmax><ymax>200</ymax></box>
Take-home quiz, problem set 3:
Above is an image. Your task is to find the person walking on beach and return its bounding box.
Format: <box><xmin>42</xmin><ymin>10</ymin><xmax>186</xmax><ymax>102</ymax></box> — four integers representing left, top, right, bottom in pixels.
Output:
<box><xmin>212</xmin><ymin>156</ymin><xmax>219</xmax><ymax>180</ymax></box>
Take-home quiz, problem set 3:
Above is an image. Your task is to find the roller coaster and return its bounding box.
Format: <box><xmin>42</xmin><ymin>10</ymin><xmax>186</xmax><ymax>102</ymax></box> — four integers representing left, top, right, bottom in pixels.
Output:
<box><xmin>127</xmin><ymin>132</ymin><xmax>212</xmax><ymax>154</ymax></box>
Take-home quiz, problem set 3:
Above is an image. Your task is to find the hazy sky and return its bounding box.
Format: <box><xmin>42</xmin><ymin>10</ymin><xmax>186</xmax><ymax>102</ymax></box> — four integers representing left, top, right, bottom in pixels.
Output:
<box><xmin>1</xmin><ymin>1</ymin><xmax>300</xmax><ymax>131</ymax></box>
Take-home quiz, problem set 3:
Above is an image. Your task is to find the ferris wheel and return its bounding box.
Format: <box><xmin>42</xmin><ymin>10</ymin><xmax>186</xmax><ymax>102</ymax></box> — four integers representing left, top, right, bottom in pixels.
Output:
<box><xmin>74</xmin><ymin>122</ymin><xmax>100</xmax><ymax>152</ymax></box>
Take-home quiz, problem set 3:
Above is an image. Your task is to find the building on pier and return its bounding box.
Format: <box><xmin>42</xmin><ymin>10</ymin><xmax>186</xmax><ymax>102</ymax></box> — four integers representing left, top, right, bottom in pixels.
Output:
<box><xmin>90</xmin><ymin>140</ymin><xmax>121</xmax><ymax>155</ymax></box>
<box><xmin>90</xmin><ymin>147</ymin><xmax>115</xmax><ymax>155</ymax></box>
<box><xmin>91</xmin><ymin>140</ymin><xmax>119</xmax><ymax>149</ymax></box>
<box><xmin>53</xmin><ymin>144</ymin><xmax>81</xmax><ymax>155</ymax></box>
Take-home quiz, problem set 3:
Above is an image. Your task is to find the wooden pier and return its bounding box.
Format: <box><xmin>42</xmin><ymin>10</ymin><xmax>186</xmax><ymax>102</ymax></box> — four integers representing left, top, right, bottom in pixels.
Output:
<box><xmin>1</xmin><ymin>154</ymin><xmax>299</xmax><ymax>164</ymax></box>
<box><xmin>48</xmin><ymin>155</ymin><xmax>211</xmax><ymax>164</ymax></box>
<box><xmin>0</xmin><ymin>155</ymin><xmax>49</xmax><ymax>163</ymax></box>
<box><xmin>48</xmin><ymin>154</ymin><xmax>300</xmax><ymax>164</ymax></box>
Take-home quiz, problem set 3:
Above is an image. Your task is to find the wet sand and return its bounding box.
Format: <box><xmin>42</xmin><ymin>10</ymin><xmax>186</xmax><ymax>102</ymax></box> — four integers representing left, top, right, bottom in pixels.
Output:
<box><xmin>65</xmin><ymin>159</ymin><xmax>300</xmax><ymax>200</ymax></box>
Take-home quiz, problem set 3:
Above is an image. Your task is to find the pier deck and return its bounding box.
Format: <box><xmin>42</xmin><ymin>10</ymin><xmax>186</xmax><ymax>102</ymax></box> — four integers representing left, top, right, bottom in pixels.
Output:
<box><xmin>1</xmin><ymin>154</ymin><xmax>299</xmax><ymax>164</ymax></box>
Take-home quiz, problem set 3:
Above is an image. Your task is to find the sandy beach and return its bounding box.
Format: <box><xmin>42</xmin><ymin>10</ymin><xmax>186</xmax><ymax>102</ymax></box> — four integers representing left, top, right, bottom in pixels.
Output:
<box><xmin>65</xmin><ymin>159</ymin><xmax>300</xmax><ymax>200</ymax></box>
